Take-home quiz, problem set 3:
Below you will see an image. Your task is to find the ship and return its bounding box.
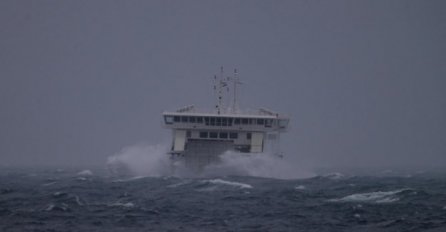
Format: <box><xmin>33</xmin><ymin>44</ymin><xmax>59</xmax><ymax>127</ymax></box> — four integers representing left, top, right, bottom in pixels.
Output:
<box><xmin>162</xmin><ymin>68</ymin><xmax>290</xmax><ymax>171</ymax></box>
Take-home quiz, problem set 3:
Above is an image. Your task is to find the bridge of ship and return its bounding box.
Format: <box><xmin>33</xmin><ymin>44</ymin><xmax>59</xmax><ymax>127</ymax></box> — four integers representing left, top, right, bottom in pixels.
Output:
<box><xmin>162</xmin><ymin>111</ymin><xmax>289</xmax><ymax>154</ymax></box>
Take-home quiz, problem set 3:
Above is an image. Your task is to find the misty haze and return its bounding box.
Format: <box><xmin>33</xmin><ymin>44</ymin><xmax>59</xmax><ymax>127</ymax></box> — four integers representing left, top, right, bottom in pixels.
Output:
<box><xmin>0</xmin><ymin>1</ymin><xmax>445</xmax><ymax>231</ymax></box>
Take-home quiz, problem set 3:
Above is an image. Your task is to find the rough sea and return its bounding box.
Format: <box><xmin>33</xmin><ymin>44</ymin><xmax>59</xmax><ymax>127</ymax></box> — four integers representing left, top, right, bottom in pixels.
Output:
<box><xmin>1</xmin><ymin>164</ymin><xmax>446</xmax><ymax>232</ymax></box>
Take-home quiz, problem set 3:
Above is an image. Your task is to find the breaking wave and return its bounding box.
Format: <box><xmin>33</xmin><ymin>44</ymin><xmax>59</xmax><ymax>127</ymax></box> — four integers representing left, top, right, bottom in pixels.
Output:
<box><xmin>106</xmin><ymin>144</ymin><xmax>171</xmax><ymax>177</ymax></box>
<box><xmin>77</xmin><ymin>170</ymin><xmax>93</xmax><ymax>176</ymax></box>
<box><xmin>329</xmin><ymin>189</ymin><xmax>413</xmax><ymax>204</ymax></box>
<box><xmin>202</xmin><ymin>151</ymin><xmax>314</xmax><ymax>179</ymax></box>
<box><xmin>106</xmin><ymin>144</ymin><xmax>314</xmax><ymax>179</ymax></box>
<box><xmin>203</xmin><ymin>179</ymin><xmax>253</xmax><ymax>189</ymax></box>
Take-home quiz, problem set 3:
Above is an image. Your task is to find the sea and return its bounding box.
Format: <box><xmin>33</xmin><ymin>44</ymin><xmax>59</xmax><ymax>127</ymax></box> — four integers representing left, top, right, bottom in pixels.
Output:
<box><xmin>1</xmin><ymin>165</ymin><xmax>446</xmax><ymax>232</ymax></box>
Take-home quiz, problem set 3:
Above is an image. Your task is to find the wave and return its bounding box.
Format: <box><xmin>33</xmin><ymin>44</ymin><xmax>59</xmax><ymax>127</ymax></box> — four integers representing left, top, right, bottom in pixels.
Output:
<box><xmin>203</xmin><ymin>179</ymin><xmax>253</xmax><ymax>189</ymax></box>
<box><xmin>167</xmin><ymin>180</ymin><xmax>193</xmax><ymax>188</ymax></box>
<box><xmin>106</xmin><ymin>144</ymin><xmax>314</xmax><ymax>179</ymax></box>
<box><xmin>77</xmin><ymin>170</ymin><xmax>93</xmax><ymax>176</ymax></box>
<box><xmin>329</xmin><ymin>188</ymin><xmax>412</xmax><ymax>204</ymax></box>
<box><xmin>107</xmin><ymin>144</ymin><xmax>171</xmax><ymax>177</ymax></box>
<box><xmin>42</xmin><ymin>181</ymin><xmax>57</xmax><ymax>186</ymax></box>
<box><xmin>201</xmin><ymin>151</ymin><xmax>315</xmax><ymax>179</ymax></box>
<box><xmin>108</xmin><ymin>202</ymin><xmax>135</xmax><ymax>208</ymax></box>
<box><xmin>321</xmin><ymin>172</ymin><xmax>346</xmax><ymax>180</ymax></box>
<box><xmin>112</xmin><ymin>176</ymin><xmax>149</xmax><ymax>183</ymax></box>
<box><xmin>44</xmin><ymin>203</ymin><xmax>69</xmax><ymax>212</ymax></box>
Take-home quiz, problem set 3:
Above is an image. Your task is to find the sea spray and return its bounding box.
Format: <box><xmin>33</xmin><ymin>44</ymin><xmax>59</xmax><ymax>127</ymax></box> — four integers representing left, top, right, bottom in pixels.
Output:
<box><xmin>107</xmin><ymin>144</ymin><xmax>314</xmax><ymax>179</ymax></box>
<box><xmin>107</xmin><ymin>144</ymin><xmax>171</xmax><ymax>177</ymax></box>
<box><xmin>202</xmin><ymin>150</ymin><xmax>314</xmax><ymax>179</ymax></box>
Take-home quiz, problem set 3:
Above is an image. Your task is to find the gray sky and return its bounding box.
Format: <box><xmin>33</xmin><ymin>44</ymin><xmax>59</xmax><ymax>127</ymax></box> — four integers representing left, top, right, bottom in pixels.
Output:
<box><xmin>0</xmin><ymin>0</ymin><xmax>445</xmax><ymax>168</ymax></box>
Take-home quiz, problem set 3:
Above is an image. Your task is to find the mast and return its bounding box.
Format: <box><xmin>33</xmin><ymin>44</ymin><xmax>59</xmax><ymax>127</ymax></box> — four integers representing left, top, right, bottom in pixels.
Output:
<box><xmin>232</xmin><ymin>69</ymin><xmax>237</xmax><ymax>113</ymax></box>
<box><xmin>232</xmin><ymin>68</ymin><xmax>242</xmax><ymax>114</ymax></box>
<box><xmin>213</xmin><ymin>67</ymin><xmax>241</xmax><ymax>114</ymax></box>
<box><xmin>218</xmin><ymin>67</ymin><xmax>223</xmax><ymax>114</ymax></box>
<box><xmin>214</xmin><ymin>66</ymin><xmax>226</xmax><ymax>115</ymax></box>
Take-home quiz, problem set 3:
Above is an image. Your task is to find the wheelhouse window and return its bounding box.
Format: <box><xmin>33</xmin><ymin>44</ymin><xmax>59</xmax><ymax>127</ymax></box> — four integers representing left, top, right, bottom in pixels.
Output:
<box><xmin>189</xmin><ymin>117</ymin><xmax>196</xmax><ymax>123</ymax></box>
<box><xmin>234</xmin><ymin>118</ymin><xmax>240</xmax><ymax>124</ymax></box>
<box><xmin>197</xmin><ymin>117</ymin><xmax>203</xmax><ymax>123</ymax></box>
<box><xmin>209</xmin><ymin>132</ymin><xmax>218</xmax><ymax>138</ymax></box>
<box><xmin>174</xmin><ymin>116</ymin><xmax>180</xmax><ymax>122</ymax></box>
<box><xmin>186</xmin><ymin>131</ymin><xmax>191</xmax><ymax>138</ymax></box>
<box><xmin>181</xmin><ymin>116</ymin><xmax>188</xmax><ymax>123</ymax></box>
<box><xmin>199</xmin><ymin>131</ymin><xmax>208</xmax><ymax>138</ymax></box>
<box><xmin>229</xmin><ymin>133</ymin><xmax>238</xmax><ymax>139</ymax></box>
<box><xmin>219</xmin><ymin>132</ymin><xmax>228</xmax><ymax>139</ymax></box>
<box><xmin>205</xmin><ymin>117</ymin><xmax>210</xmax><ymax>125</ymax></box>
<box><xmin>257</xmin><ymin>119</ymin><xmax>264</xmax><ymax>125</ymax></box>
<box><xmin>210</xmin><ymin>117</ymin><xmax>215</xmax><ymax>126</ymax></box>
<box><xmin>247</xmin><ymin>133</ymin><xmax>252</xmax><ymax>139</ymax></box>
<box><xmin>279</xmin><ymin>119</ymin><xmax>289</xmax><ymax>128</ymax></box>
<box><xmin>265</xmin><ymin>119</ymin><xmax>272</xmax><ymax>127</ymax></box>
<box><xmin>164</xmin><ymin>116</ymin><xmax>174</xmax><ymax>124</ymax></box>
<box><xmin>216</xmin><ymin>117</ymin><xmax>221</xmax><ymax>126</ymax></box>
<box><xmin>242</xmin><ymin>118</ymin><xmax>249</xmax><ymax>124</ymax></box>
<box><xmin>222</xmin><ymin>118</ymin><xmax>227</xmax><ymax>126</ymax></box>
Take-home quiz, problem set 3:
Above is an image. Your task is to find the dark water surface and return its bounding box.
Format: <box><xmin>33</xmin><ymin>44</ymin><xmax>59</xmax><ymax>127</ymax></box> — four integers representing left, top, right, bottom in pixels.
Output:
<box><xmin>1</xmin><ymin>167</ymin><xmax>446</xmax><ymax>232</ymax></box>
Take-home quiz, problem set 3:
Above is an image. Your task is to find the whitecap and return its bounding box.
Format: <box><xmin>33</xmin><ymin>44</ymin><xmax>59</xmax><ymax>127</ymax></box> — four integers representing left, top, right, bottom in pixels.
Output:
<box><xmin>42</xmin><ymin>181</ymin><xmax>57</xmax><ymax>186</ymax></box>
<box><xmin>45</xmin><ymin>204</ymin><xmax>55</xmax><ymax>211</ymax></box>
<box><xmin>203</xmin><ymin>179</ymin><xmax>253</xmax><ymax>189</ymax></box>
<box><xmin>167</xmin><ymin>180</ymin><xmax>192</xmax><ymax>188</ymax></box>
<box><xmin>109</xmin><ymin>202</ymin><xmax>134</xmax><ymax>208</ymax></box>
<box><xmin>375</xmin><ymin>197</ymin><xmax>399</xmax><ymax>203</ymax></box>
<box><xmin>112</xmin><ymin>176</ymin><xmax>148</xmax><ymax>183</ymax></box>
<box><xmin>329</xmin><ymin>189</ymin><xmax>411</xmax><ymax>204</ymax></box>
<box><xmin>74</xmin><ymin>195</ymin><xmax>84</xmax><ymax>206</ymax></box>
<box><xmin>53</xmin><ymin>191</ymin><xmax>67</xmax><ymax>197</ymax></box>
<box><xmin>202</xmin><ymin>151</ymin><xmax>315</xmax><ymax>179</ymax></box>
<box><xmin>44</xmin><ymin>203</ymin><xmax>69</xmax><ymax>211</ymax></box>
<box><xmin>323</xmin><ymin>172</ymin><xmax>345</xmax><ymax>180</ymax></box>
<box><xmin>77</xmin><ymin>170</ymin><xmax>93</xmax><ymax>176</ymax></box>
<box><xmin>107</xmin><ymin>144</ymin><xmax>171</xmax><ymax>177</ymax></box>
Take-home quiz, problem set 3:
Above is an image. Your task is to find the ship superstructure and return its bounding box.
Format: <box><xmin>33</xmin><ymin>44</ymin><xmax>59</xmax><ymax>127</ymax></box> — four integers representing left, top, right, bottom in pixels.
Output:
<box><xmin>162</xmin><ymin>68</ymin><xmax>290</xmax><ymax>169</ymax></box>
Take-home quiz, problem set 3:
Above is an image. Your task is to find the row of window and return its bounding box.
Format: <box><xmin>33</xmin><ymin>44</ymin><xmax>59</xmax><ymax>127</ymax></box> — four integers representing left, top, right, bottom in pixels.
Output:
<box><xmin>165</xmin><ymin>115</ymin><xmax>273</xmax><ymax>127</ymax></box>
<box><xmin>196</xmin><ymin>131</ymin><xmax>248</xmax><ymax>140</ymax></box>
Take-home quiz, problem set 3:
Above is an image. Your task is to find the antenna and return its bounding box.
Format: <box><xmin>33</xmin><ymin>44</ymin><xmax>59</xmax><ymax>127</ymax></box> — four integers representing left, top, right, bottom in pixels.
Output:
<box><xmin>213</xmin><ymin>74</ymin><xmax>218</xmax><ymax>112</ymax></box>
<box><xmin>215</xmin><ymin>66</ymin><xmax>226</xmax><ymax>115</ymax></box>
<box><xmin>213</xmin><ymin>66</ymin><xmax>239</xmax><ymax>114</ymax></box>
<box><xmin>232</xmin><ymin>68</ymin><xmax>242</xmax><ymax>113</ymax></box>
<box><xmin>233</xmin><ymin>69</ymin><xmax>237</xmax><ymax>113</ymax></box>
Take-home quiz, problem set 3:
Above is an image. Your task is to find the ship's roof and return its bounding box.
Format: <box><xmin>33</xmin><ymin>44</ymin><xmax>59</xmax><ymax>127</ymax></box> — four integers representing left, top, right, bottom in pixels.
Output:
<box><xmin>163</xmin><ymin>111</ymin><xmax>279</xmax><ymax>119</ymax></box>
<box><xmin>162</xmin><ymin>106</ymin><xmax>288</xmax><ymax>119</ymax></box>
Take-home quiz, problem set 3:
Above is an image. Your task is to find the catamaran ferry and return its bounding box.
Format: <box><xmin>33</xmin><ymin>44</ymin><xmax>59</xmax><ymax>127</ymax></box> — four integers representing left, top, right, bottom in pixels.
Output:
<box><xmin>162</xmin><ymin>68</ymin><xmax>290</xmax><ymax>170</ymax></box>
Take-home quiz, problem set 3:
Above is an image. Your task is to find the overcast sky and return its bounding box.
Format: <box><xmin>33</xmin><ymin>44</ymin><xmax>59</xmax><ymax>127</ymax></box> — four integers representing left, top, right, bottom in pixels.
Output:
<box><xmin>0</xmin><ymin>0</ymin><xmax>445</xmax><ymax>168</ymax></box>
